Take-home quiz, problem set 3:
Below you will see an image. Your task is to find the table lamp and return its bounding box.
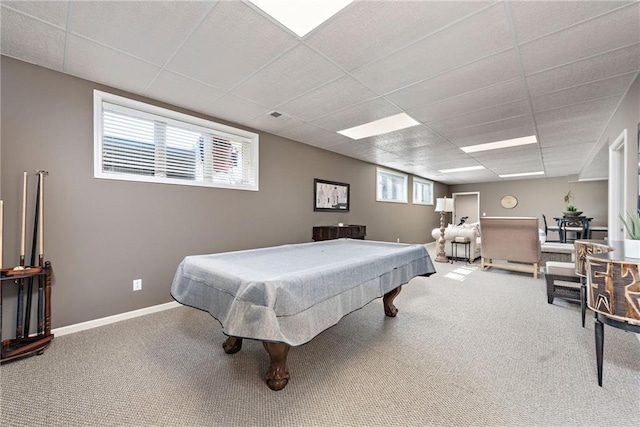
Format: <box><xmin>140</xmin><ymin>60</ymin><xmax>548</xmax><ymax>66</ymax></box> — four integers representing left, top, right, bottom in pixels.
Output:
<box><xmin>434</xmin><ymin>197</ymin><xmax>454</xmax><ymax>263</ymax></box>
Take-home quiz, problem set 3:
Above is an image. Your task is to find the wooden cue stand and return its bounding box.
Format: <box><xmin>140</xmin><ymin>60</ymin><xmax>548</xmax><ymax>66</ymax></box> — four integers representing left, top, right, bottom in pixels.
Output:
<box><xmin>1</xmin><ymin>261</ymin><xmax>53</xmax><ymax>362</ymax></box>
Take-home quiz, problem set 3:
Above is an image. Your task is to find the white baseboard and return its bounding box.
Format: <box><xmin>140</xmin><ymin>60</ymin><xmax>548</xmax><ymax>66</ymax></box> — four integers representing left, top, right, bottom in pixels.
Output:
<box><xmin>52</xmin><ymin>301</ymin><xmax>181</xmax><ymax>337</ymax></box>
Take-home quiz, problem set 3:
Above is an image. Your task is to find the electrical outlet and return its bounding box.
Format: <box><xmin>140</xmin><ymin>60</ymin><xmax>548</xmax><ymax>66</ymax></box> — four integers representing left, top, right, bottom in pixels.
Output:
<box><xmin>133</xmin><ymin>279</ymin><xmax>142</xmax><ymax>291</ymax></box>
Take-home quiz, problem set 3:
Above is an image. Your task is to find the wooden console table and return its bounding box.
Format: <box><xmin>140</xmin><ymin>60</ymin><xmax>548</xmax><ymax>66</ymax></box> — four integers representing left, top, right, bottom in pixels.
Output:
<box><xmin>1</xmin><ymin>261</ymin><xmax>53</xmax><ymax>363</ymax></box>
<box><xmin>312</xmin><ymin>225</ymin><xmax>366</xmax><ymax>241</ymax></box>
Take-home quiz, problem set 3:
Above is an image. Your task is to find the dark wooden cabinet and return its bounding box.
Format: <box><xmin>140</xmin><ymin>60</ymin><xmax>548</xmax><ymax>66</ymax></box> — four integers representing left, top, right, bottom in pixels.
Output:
<box><xmin>313</xmin><ymin>225</ymin><xmax>366</xmax><ymax>241</ymax></box>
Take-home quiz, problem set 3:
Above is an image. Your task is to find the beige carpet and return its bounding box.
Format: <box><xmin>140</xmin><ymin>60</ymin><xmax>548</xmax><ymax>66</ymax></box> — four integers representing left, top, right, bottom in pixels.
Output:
<box><xmin>1</xmin><ymin>243</ymin><xmax>638</xmax><ymax>426</ymax></box>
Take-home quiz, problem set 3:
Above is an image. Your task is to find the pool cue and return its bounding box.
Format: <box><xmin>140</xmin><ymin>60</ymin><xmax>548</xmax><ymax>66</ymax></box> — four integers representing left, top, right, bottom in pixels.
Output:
<box><xmin>36</xmin><ymin>171</ymin><xmax>47</xmax><ymax>335</ymax></box>
<box><xmin>16</xmin><ymin>171</ymin><xmax>27</xmax><ymax>338</ymax></box>
<box><xmin>24</xmin><ymin>172</ymin><xmax>42</xmax><ymax>337</ymax></box>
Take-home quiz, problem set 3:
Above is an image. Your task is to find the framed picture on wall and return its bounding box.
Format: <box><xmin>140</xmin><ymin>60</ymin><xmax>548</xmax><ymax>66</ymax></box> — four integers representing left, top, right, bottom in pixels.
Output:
<box><xmin>314</xmin><ymin>179</ymin><xmax>350</xmax><ymax>212</ymax></box>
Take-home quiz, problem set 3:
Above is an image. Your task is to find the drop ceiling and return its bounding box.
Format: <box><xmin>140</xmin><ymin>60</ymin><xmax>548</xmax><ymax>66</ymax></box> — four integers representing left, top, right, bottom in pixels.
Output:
<box><xmin>2</xmin><ymin>0</ymin><xmax>639</xmax><ymax>184</ymax></box>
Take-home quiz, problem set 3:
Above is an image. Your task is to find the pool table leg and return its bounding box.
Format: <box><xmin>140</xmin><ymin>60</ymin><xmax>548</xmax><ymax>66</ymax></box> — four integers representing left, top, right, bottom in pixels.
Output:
<box><xmin>263</xmin><ymin>341</ymin><xmax>290</xmax><ymax>391</ymax></box>
<box><xmin>222</xmin><ymin>336</ymin><xmax>243</xmax><ymax>354</ymax></box>
<box><xmin>383</xmin><ymin>285</ymin><xmax>402</xmax><ymax>317</ymax></box>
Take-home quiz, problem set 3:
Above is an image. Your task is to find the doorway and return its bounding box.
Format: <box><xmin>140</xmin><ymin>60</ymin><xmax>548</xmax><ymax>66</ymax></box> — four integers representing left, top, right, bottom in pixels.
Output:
<box><xmin>609</xmin><ymin>129</ymin><xmax>626</xmax><ymax>241</ymax></box>
<box><xmin>452</xmin><ymin>192</ymin><xmax>480</xmax><ymax>225</ymax></box>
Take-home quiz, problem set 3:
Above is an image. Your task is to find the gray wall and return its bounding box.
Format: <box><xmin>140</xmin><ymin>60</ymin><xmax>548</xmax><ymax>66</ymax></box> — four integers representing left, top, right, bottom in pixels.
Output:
<box><xmin>451</xmin><ymin>177</ymin><xmax>608</xmax><ymax>228</ymax></box>
<box><xmin>1</xmin><ymin>57</ymin><xmax>445</xmax><ymax>331</ymax></box>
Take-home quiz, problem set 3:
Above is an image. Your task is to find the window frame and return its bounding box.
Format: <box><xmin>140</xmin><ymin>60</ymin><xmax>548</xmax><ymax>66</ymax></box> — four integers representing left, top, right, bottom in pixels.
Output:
<box><xmin>93</xmin><ymin>90</ymin><xmax>259</xmax><ymax>191</ymax></box>
<box><xmin>412</xmin><ymin>176</ymin><xmax>434</xmax><ymax>205</ymax></box>
<box><xmin>376</xmin><ymin>167</ymin><xmax>408</xmax><ymax>203</ymax></box>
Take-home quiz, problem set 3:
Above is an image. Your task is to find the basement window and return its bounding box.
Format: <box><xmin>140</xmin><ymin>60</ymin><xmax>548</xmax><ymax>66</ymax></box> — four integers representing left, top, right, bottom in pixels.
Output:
<box><xmin>376</xmin><ymin>167</ymin><xmax>408</xmax><ymax>203</ymax></box>
<box><xmin>93</xmin><ymin>90</ymin><xmax>259</xmax><ymax>191</ymax></box>
<box><xmin>412</xmin><ymin>177</ymin><xmax>434</xmax><ymax>205</ymax></box>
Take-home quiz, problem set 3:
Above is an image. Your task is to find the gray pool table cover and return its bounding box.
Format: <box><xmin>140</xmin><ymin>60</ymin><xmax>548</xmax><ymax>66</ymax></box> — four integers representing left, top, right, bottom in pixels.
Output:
<box><xmin>171</xmin><ymin>239</ymin><xmax>435</xmax><ymax>346</ymax></box>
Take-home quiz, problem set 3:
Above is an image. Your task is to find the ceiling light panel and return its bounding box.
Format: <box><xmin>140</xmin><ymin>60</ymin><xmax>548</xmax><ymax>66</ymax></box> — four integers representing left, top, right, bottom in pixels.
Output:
<box><xmin>248</xmin><ymin>0</ymin><xmax>354</xmax><ymax>37</ymax></box>
<box><xmin>499</xmin><ymin>171</ymin><xmax>545</xmax><ymax>178</ymax></box>
<box><xmin>461</xmin><ymin>135</ymin><xmax>538</xmax><ymax>153</ymax></box>
<box><xmin>439</xmin><ymin>165</ymin><xmax>485</xmax><ymax>173</ymax></box>
<box><xmin>337</xmin><ymin>113</ymin><xmax>420</xmax><ymax>140</ymax></box>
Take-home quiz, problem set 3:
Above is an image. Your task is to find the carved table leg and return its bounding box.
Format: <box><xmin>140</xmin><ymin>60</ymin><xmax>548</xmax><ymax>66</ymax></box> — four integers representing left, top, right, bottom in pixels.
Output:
<box><xmin>383</xmin><ymin>286</ymin><xmax>402</xmax><ymax>317</ymax></box>
<box><xmin>222</xmin><ymin>336</ymin><xmax>243</xmax><ymax>354</ymax></box>
<box><xmin>262</xmin><ymin>341</ymin><xmax>290</xmax><ymax>391</ymax></box>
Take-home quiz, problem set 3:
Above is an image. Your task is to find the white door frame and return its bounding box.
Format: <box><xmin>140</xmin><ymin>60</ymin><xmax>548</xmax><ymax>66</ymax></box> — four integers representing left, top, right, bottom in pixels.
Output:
<box><xmin>609</xmin><ymin>129</ymin><xmax>627</xmax><ymax>241</ymax></box>
<box><xmin>452</xmin><ymin>192</ymin><xmax>480</xmax><ymax>225</ymax></box>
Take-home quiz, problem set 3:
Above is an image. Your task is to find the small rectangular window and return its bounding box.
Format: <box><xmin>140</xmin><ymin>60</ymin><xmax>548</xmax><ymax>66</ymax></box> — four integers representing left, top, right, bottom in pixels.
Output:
<box><xmin>376</xmin><ymin>167</ymin><xmax>408</xmax><ymax>203</ymax></box>
<box><xmin>94</xmin><ymin>90</ymin><xmax>259</xmax><ymax>191</ymax></box>
<box><xmin>412</xmin><ymin>177</ymin><xmax>434</xmax><ymax>205</ymax></box>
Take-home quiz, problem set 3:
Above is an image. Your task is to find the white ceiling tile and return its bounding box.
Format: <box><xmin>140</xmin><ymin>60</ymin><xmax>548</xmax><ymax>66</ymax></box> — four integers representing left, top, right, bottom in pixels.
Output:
<box><xmin>427</xmin><ymin>100</ymin><xmax>532</xmax><ymax>133</ymax></box>
<box><xmin>275</xmin><ymin>120</ymin><xmax>328</xmax><ymax>144</ymax></box>
<box><xmin>509</xmin><ymin>1</ymin><xmax>634</xmax><ymax>44</ymax></box>
<box><xmin>351</xmin><ymin>2</ymin><xmax>513</xmax><ymax>94</ymax></box>
<box><xmin>168</xmin><ymin>1</ymin><xmax>298</xmax><ymax>90</ymax></box>
<box><xmin>276</xmin><ymin>76</ymin><xmax>378</xmax><ymax>122</ymax></box>
<box><xmin>364</xmin><ymin>126</ymin><xmax>450</xmax><ymax>152</ymax></box>
<box><xmin>245</xmin><ymin>111</ymin><xmax>296</xmax><ymax>134</ymax></box>
<box><xmin>201</xmin><ymin>94</ymin><xmax>269</xmax><ymax>127</ymax></box>
<box><xmin>67</xmin><ymin>1</ymin><xmax>212</xmax><ymax>65</ymax></box>
<box><xmin>310</xmin><ymin>97</ymin><xmax>402</xmax><ymax>132</ymax></box>
<box><xmin>2</xmin><ymin>1</ymin><xmax>69</xmax><ymax>27</ymax></box>
<box><xmin>144</xmin><ymin>70</ymin><xmax>225</xmax><ymax>112</ymax></box>
<box><xmin>535</xmin><ymin>96</ymin><xmax>622</xmax><ymax>126</ymax></box>
<box><xmin>1</xmin><ymin>7</ymin><xmax>66</xmax><ymax>70</ymax></box>
<box><xmin>2</xmin><ymin>1</ymin><xmax>633</xmax><ymax>185</ymax></box>
<box><xmin>409</xmin><ymin>78</ymin><xmax>528</xmax><ymax>123</ymax></box>
<box><xmin>306</xmin><ymin>0</ymin><xmax>491</xmax><ymax>71</ymax></box>
<box><xmin>441</xmin><ymin>115</ymin><xmax>536</xmax><ymax>147</ymax></box>
<box><xmin>519</xmin><ymin>3</ymin><xmax>640</xmax><ymax>74</ymax></box>
<box><xmin>64</xmin><ymin>34</ymin><xmax>160</xmax><ymax>93</ymax></box>
<box><xmin>231</xmin><ymin>44</ymin><xmax>345</xmax><ymax>106</ymax></box>
<box><xmin>533</xmin><ymin>72</ymin><xmax>636</xmax><ymax>113</ymax></box>
<box><xmin>385</xmin><ymin>49</ymin><xmax>522</xmax><ymax>111</ymax></box>
<box><xmin>525</xmin><ymin>44</ymin><xmax>640</xmax><ymax>96</ymax></box>
<box><xmin>304</xmin><ymin>131</ymin><xmax>353</xmax><ymax>149</ymax></box>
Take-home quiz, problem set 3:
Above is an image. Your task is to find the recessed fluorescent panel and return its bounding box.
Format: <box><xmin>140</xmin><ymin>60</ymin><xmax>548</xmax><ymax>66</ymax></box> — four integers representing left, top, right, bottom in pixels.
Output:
<box><xmin>249</xmin><ymin>0</ymin><xmax>354</xmax><ymax>37</ymax></box>
<box><xmin>499</xmin><ymin>171</ymin><xmax>545</xmax><ymax>178</ymax></box>
<box><xmin>461</xmin><ymin>135</ymin><xmax>538</xmax><ymax>153</ymax></box>
<box><xmin>438</xmin><ymin>166</ymin><xmax>485</xmax><ymax>173</ymax></box>
<box><xmin>337</xmin><ymin>113</ymin><xmax>420</xmax><ymax>140</ymax></box>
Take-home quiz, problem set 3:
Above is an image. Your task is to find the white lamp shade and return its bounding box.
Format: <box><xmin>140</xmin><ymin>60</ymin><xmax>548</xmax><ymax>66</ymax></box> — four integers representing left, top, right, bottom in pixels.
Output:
<box><xmin>435</xmin><ymin>197</ymin><xmax>454</xmax><ymax>212</ymax></box>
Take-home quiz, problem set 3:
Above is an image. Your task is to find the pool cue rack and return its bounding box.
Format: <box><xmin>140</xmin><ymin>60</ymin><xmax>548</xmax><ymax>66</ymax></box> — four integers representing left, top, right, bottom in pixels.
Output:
<box><xmin>1</xmin><ymin>262</ymin><xmax>53</xmax><ymax>362</ymax></box>
<box><xmin>1</xmin><ymin>170</ymin><xmax>53</xmax><ymax>363</ymax></box>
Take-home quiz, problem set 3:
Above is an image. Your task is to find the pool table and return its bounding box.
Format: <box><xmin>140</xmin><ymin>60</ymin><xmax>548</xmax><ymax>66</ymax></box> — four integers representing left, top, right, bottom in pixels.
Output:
<box><xmin>171</xmin><ymin>239</ymin><xmax>435</xmax><ymax>390</ymax></box>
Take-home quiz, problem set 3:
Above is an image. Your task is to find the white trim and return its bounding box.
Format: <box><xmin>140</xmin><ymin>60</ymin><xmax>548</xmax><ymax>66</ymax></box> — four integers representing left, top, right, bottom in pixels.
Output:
<box><xmin>52</xmin><ymin>301</ymin><xmax>180</xmax><ymax>337</ymax></box>
<box><xmin>609</xmin><ymin>129</ymin><xmax>627</xmax><ymax>241</ymax></box>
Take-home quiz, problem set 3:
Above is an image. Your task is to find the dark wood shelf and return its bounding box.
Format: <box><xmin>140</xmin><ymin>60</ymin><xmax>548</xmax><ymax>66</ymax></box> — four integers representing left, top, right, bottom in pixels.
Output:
<box><xmin>313</xmin><ymin>225</ymin><xmax>366</xmax><ymax>241</ymax></box>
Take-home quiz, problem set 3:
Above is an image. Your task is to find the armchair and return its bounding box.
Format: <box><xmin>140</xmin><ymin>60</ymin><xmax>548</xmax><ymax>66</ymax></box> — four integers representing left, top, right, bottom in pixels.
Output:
<box><xmin>431</xmin><ymin>222</ymin><xmax>481</xmax><ymax>262</ymax></box>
